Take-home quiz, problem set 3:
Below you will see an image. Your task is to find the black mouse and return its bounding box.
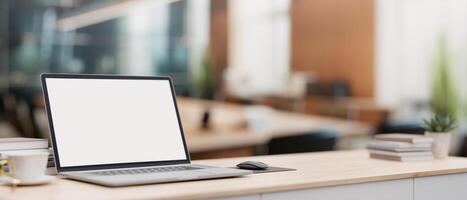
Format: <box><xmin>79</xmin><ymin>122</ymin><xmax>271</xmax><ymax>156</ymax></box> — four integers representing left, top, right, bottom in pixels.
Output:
<box><xmin>236</xmin><ymin>161</ymin><xmax>269</xmax><ymax>170</ymax></box>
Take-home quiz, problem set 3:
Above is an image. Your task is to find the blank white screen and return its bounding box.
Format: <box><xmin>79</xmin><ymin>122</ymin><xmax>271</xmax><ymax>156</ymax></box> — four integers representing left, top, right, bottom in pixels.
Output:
<box><xmin>45</xmin><ymin>78</ymin><xmax>187</xmax><ymax>167</ymax></box>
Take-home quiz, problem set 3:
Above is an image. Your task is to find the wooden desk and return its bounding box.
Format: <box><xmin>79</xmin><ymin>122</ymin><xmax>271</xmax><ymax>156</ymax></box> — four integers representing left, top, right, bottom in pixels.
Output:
<box><xmin>178</xmin><ymin>98</ymin><xmax>373</xmax><ymax>154</ymax></box>
<box><xmin>301</xmin><ymin>96</ymin><xmax>391</xmax><ymax>127</ymax></box>
<box><xmin>3</xmin><ymin>150</ymin><xmax>467</xmax><ymax>200</ymax></box>
<box><xmin>258</xmin><ymin>95</ymin><xmax>391</xmax><ymax>127</ymax></box>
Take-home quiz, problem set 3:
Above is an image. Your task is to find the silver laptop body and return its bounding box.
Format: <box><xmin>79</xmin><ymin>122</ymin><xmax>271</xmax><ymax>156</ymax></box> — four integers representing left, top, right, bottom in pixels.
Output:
<box><xmin>41</xmin><ymin>74</ymin><xmax>251</xmax><ymax>187</ymax></box>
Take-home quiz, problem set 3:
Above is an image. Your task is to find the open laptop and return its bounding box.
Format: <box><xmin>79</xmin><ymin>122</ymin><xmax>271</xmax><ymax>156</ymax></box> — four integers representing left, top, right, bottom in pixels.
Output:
<box><xmin>41</xmin><ymin>74</ymin><xmax>251</xmax><ymax>187</ymax></box>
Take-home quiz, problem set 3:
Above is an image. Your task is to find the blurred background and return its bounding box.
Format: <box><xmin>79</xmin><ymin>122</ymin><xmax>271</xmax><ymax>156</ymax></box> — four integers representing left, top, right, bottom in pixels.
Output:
<box><xmin>1</xmin><ymin>0</ymin><xmax>467</xmax><ymax>159</ymax></box>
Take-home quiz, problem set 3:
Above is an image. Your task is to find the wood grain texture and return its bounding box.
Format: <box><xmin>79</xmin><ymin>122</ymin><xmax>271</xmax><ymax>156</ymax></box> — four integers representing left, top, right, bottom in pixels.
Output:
<box><xmin>3</xmin><ymin>150</ymin><xmax>467</xmax><ymax>200</ymax></box>
<box><xmin>291</xmin><ymin>0</ymin><xmax>374</xmax><ymax>97</ymax></box>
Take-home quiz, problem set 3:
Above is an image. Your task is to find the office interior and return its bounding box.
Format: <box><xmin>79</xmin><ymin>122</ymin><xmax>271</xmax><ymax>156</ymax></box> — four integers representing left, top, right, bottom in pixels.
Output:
<box><xmin>1</xmin><ymin>0</ymin><xmax>467</xmax><ymax>159</ymax></box>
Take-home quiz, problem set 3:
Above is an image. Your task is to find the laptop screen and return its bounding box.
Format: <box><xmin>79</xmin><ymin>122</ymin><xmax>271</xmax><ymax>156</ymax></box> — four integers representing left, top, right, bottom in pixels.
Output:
<box><xmin>43</xmin><ymin>76</ymin><xmax>188</xmax><ymax>169</ymax></box>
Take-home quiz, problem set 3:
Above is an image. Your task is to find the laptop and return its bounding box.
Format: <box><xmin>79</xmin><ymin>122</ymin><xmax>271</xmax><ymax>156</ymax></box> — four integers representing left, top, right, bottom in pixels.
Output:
<box><xmin>41</xmin><ymin>74</ymin><xmax>251</xmax><ymax>187</ymax></box>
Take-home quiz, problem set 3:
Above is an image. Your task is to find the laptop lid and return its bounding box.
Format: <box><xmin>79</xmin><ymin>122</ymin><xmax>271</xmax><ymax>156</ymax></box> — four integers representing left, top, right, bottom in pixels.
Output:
<box><xmin>41</xmin><ymin>74</ymin><xmax>191</xmax><ymax>172</ymax></box>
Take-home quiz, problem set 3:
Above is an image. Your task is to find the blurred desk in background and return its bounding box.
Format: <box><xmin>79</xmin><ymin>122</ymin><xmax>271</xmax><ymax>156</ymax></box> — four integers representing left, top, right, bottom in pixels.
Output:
<box><xmin>177</xmin><ymin>98</ymin><xmax>374</xmax><ymax>159</ymax></box>
<box><xmin>302</xmin><ymin>96</ymin><xmax>391</xmax><ymax>128</ymax></box>
<box><xmin>261</xmin><ymin>95</ymin><xmax>391</xmax><ymax>128</ymax></box>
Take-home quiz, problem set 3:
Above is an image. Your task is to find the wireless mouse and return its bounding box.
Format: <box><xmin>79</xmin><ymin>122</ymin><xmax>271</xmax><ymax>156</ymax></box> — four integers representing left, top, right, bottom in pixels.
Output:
<box><xmin>236</xmin><ymin>161</ymin><xmax>269</xmax><ymax>170</ymax></box>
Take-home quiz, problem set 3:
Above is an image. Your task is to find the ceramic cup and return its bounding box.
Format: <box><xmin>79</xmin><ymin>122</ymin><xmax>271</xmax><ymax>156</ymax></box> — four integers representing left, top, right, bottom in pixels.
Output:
<box><xmin>2</xmin><ymin>151</ymin><xmax>48</xmax><ymax>182</ymax></box>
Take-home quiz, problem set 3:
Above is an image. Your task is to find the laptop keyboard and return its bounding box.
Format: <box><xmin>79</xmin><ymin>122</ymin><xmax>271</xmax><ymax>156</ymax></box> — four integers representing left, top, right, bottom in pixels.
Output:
<box><xmin>89</xmin><ymin>166</ymin><xmax>202</xmax><ymax>176</ymax></box>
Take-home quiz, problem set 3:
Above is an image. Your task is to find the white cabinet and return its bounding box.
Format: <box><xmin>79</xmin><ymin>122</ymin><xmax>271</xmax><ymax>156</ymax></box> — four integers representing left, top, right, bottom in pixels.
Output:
<box><xmin>212</xmin><ymin>173</ymin><xmax>467</xmax><ymax>200</ymax></box>
<box><xmin>414</xmin><ymin>173</ymin><xmax>467</xmax><ymax>200</ymax></box>
<box><xmin>211</xmin><ymin>195</ymin><xmax>261</xmax><ymax>200</ymax></box>
<box><xmin>262</xmin><ymin>179</ymin><xmax>413</xmax><ymax>200</ymax></box>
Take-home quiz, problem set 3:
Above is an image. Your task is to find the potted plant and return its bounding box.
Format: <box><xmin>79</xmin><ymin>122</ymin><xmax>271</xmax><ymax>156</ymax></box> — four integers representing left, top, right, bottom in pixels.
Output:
<box><xmin>424</xmin><ymin>113</ymin><xmax>457</xmax><ymax>158</ymax></box>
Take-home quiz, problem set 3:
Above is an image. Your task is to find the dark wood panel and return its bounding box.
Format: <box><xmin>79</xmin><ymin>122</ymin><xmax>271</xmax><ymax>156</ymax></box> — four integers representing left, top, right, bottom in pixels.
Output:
<box><xmin>210</xmin><ymin>0</ymin><xmax>229</xmax><ymax>93</ymax></box>
<box><xmin>291</xmin><ymin>0</ymin><xmax>374</xmax><ymax>97</ymax></box>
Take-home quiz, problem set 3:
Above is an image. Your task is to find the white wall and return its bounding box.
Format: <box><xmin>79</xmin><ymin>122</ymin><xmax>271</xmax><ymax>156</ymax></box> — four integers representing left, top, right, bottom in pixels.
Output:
<box><xmin>375</xmin><ymin>0</ymin><xmax>467</xmax><ymax>115</ymax></box>
<box><xmin>187</xmin><ymin>0</ymin><xmax>210</xmax><ymax>73</ymax></box>
<box><xmin>227</xmin><ymin>0</ymin><xmax>290</xmax><ymax>98</ymax></box>
<box><xmin>120</xmin><ymin>1</ymin><xmax>169</xmax><ymax>75</ymax></box>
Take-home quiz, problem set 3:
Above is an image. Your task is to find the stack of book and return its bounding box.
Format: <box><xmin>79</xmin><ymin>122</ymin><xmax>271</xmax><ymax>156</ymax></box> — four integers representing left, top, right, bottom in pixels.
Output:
<box><xmin>0</xmin><ymin>137</ymin><xmax>54</xmax><ymax>167</ymax></box>
<box><xmin>367</xmin><ymin>134</ymin><xmax>434</xmax><ymax>162</ymax></box>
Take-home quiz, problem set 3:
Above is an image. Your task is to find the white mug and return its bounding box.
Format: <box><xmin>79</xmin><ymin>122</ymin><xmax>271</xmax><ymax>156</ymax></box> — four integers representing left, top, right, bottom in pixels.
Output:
<box><xmin>1</xmin><ymin>151</ymin><xmax>48</xmax><ymax>182</ymax></box>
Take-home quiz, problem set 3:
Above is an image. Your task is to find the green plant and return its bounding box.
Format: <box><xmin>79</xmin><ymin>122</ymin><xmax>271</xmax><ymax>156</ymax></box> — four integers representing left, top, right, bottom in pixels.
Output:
<box><xmin>423</xmin><ymin>112</ymin><xmax>457</xmax><ymax>133</ymax></box>
<box><xmin>431</xmin><ymin>35</ymin><xmax>459</xmax><ymax>117</ymax></box>
<box><xmin>192</xmin><ymin>46</ymin><xmax>216</xmax><ymax>100</ymax></box>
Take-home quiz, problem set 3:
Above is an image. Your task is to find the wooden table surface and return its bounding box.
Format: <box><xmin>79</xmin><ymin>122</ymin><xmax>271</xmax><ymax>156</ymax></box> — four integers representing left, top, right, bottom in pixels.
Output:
<box><xmin>178</xmin><ymin>98</ymin><xmax>373</xmax><ymax>153</ymax></box>
<box><xmin>3</xmin><ymin>150</ymin><xmax>467</xmax><ymax>200</ymax></box>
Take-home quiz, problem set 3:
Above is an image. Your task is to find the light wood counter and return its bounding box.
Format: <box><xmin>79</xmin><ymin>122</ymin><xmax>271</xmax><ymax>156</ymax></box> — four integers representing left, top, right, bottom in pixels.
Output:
<box><xmin>3</xmin><ymin>150</ymin><xmax>467</xmax><ymax>200</ymax></box>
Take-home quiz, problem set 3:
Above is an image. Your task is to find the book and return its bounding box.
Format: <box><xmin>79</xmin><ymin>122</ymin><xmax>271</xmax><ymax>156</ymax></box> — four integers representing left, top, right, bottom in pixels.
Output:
<box><xmin>0</xmin><ymin>148</ymin><xmax>52</xmax><ymax>155</ymax></box>
<box><xmin>0</xmin><ymin>148</ymin><xmax>51</xmax><ymax>159</ymax></box>
<box><xmin>367</xmin><ymin>141</ymin><xmax>432</xmax><ymax>152</ymax></box>
<box><xmin>368</xmin><ymin>150</ymin><xmax>433</xmax><ymax>157</ymax></box>
<box><xmin>370</xmin><ymin>153</ymin><xmax>434</xmax><ymax>162</ymax></box>
<box><xmin>0</xmin><ymin>137</ymin><xmax>48</xmax><ymax>151</ymax></box>
<box><xmin>374</xmin><ymin>134</ymin><xmax>434</xmax><ymax>144</ymax></box>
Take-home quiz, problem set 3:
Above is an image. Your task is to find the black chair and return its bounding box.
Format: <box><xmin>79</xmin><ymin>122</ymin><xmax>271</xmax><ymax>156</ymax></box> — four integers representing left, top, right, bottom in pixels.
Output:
<box><xmin>4</xmin><ymin>86</ymin><xmax>43</xmax><ymax>138</ymax></box>
<box><xmin>458</xmin><ymin>134</ymin><xmax>467</xmax><ymax>157</ymax></box>
<box><xmin>266</xmin><ymin>131</ymin><xmax>338</xmax><ymax>155</ymax></box>
<box><xmin>377</xmin><ymin>122</ymin><xmax>426</xmax><ymax>135</ymax></box>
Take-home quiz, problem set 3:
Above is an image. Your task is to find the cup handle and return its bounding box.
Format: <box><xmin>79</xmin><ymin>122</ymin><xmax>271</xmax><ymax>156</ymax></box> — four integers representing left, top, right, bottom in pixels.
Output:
<box><xmin>0</xmin><ymin>159</ymin><xmax>10</xmax><ymax>176</ymax></box>
<box><xmin>0</xmin><ymin>159</ymin><xmax>20</xmax><ymax>188</ymax></box>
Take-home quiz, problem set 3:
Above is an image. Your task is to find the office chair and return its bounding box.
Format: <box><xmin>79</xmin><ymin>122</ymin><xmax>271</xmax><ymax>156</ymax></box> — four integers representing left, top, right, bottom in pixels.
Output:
<box><xmin>377</xmin><ymin>122</ymin><xmax>426</xmax><ymax>135</ymax></box>
<box><xmin>266</xmin><ymin>130</ymin><xmax>338</xmax><ymax>155</ymax></box>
